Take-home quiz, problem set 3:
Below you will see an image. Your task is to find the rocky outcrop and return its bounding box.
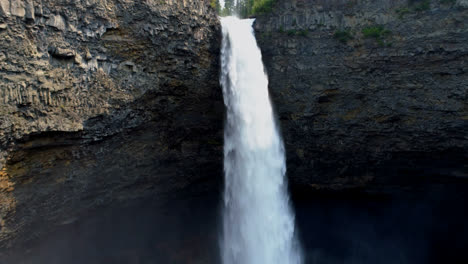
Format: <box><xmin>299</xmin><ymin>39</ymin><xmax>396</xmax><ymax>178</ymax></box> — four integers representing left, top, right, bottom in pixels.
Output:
<box><xmin>0</xmin><ymin>0</ymin><xmax>222</xmax><ymax>251</ymax></box>
<box><xmin>255</xmin><ymin>0</ymin><xmax>468</xmax><ymax>190</ymax></box>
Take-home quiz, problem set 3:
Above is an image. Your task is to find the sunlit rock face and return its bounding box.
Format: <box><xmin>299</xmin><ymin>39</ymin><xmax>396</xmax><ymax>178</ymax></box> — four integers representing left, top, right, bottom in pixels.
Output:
<box><xmin>0</xmin><ymin>0</ymin><xmax>223</xmax><ymax>251</ymax></box>
<box><xmin>254</xmin><ymin>0</ymin><xmax>468</xmax><ymax>191</ymax></box>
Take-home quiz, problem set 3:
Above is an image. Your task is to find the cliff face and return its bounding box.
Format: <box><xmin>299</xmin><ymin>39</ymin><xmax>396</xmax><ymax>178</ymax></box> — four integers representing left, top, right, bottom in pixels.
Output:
<box><xmin>0</xmin><ymin>0</ymin><xmax>222</xmax><ymax>250</ymax></box>
<box><xmin>254</xmin><ymin>0</ymin><xmax>468</xmax><ymax>190</ymax></box>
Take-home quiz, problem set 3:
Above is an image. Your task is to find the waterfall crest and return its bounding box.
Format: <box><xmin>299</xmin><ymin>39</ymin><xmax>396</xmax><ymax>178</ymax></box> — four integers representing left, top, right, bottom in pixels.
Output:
<box><xmin>220</xmin><ymin>16</ymin><xmax>303</xmax><ymax>264</ymax></box>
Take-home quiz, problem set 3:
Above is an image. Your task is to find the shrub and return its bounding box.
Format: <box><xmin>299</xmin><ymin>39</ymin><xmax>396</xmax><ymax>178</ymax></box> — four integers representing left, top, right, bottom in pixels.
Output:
<box><xmin>362</xmin><ymin>26</ymin><xmax>391</xmax><ymax>39</ymax></box>
<box><xmin>252</xmin><ymin>0</ymin><xmax>276</xmax><ymax>15</ymax></box>
<box><xmin>396</xmin><ymin>7</ymin><xmax>410</xmax><ymax>19</ymax></box>
<box><xmin>413</xmin><ymin>0</ymin><xmax>431</xmax><ymax>11</ymax></box>
<box><xmin>284</xmin><ymin>29</ymin><xmax>308</xmax><ymax>37</ymax></box>
<box><xmin>334</xmin><ymin>30</ymin><xmax>353</xmax><ymax>43</ymax></box>
<box><xmin>297</xmin><ymin>29</ymin><xmax>308</xmax><ymax>37</ymax></box>
<box><xmin>362</xmin><ymin>26</ymin><xmax>392</xmax><ymax>46</ymax></box>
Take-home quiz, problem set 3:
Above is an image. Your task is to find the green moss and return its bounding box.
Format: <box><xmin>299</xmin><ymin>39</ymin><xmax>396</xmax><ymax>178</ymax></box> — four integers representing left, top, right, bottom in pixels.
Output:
<box><xmin>395</xmin><ymin>0</ymin><xmax>432</xmax><ymax>19</ymax></box>
<box><xmin>413</xmin><ymin>0</ymin><xmax>431</xmax><ymax>11</ymax></box>
<box><xmin>362</xmin><ymin>26</ymin><xmax>392</xmax><ymax>46</ymax></box>
<box><xmin>334</xmin><ymin>30</ymin><xmax>353</xmax><ymax>43</ymax></box>
<box><xmin>362</xmin><ymin>26</ymin><xmax>391</xmax><ymax>38</ymax></box>
<box><xmin>396</xmin><ymin>7</ymin><xmax>410</xmax><ymax>19</ymax></box>
<box><xmin>297</xmin><ymin>29</ymin><xmax>308</xmax><ymax>37</ymax></box>
<box><xmin>260</xmin><ymin>31</ymin><xmax>272</xmax><ymax>39</ymax></box>
<box><xmin>284</xmin><ymin>29</ymin><xmax>308</xmax><ymax>37</ymax></box>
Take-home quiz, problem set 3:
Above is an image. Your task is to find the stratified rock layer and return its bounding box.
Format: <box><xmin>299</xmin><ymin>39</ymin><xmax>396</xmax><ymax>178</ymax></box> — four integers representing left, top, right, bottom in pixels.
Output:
<box><xmin>0</xmin><ymin>0</ymin><xmax>222</xmax><ymax>250</ymax></box>
<box><xmin>255</xmin><ymin>0</ymin><xmax>467</xmax><ymax>190</ymax></box>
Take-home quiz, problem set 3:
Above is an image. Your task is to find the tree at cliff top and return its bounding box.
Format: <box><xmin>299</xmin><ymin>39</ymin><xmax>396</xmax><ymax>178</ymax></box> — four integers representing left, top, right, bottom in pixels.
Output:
<box><xmin>250</xmin><ymin>0</ymin><xmax>276</xmax><ymax>15</ymax></box>
<box><xmin>221</xmin><ymin>0</ymin><xmax>234</xmax><ymax>16</ymax></box>
<box><xmin>211</xmin><ymin>0</ymin><xmax>221</xmax><ymax>14</ymax></box>
<box><xmin>220</xmin><ymin>0</ymin><xmax>276</xmax><ymax>17</ymax></box>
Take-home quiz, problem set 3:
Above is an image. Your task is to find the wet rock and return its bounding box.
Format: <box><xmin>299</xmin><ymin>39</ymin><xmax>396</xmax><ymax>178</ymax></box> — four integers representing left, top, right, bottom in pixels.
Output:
<box><xmin>255</xmin><ymin>0</ymin><xmax>468</xmax><ymax>190</ymax></box>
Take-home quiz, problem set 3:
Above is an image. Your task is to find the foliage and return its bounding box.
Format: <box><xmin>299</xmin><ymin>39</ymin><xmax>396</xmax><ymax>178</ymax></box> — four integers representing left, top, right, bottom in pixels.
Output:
<box><xmin>219</xmin><ymin>0</ymin><xmax>276</xmax><ymax>17</ymax></box>
<box><xmin>334</xmin><ymin>30</ymin><xmax>353</xmax><ymax>43</ymax></box>
<box><xmin>297</xmin><ymin>29</ymin><xmax>308</xmax><ymax>37</ymax></box>
<box><xmin>395</xmin><ymin>0</ymin><xmax>432</xmax><ymax>19</ymax></box>
<box><xmin>395</xmin><ymin>7</ymin><xmax>410</xmax><ymax>19</ymax></box>
<box><xmin>362</xmin><ymin>26</ymin><xmax>391</xmax><ymax>39</ymax></box>
<box><xmin>210</xmin><ymin>0</ymin><xmax>221</xmax><ymax>13</ymax></box>
<box><xmin>362</xmin><ymin>26</ymin><xmax>392</xmax><ymax>46</ymax></box>
<box><xmin>283</xmin><ymin>29</ymin><xmax>308</xmax><ymax>36</ymax></box>
<box><xmin>251</xmin><ymin>0</ymin><xmax>276</xmax><ymax>15</ymax></box>
<box><xmin>413</xmin><ymin>0</ymin><xmax>431</xmax><ymax>11</ymax></box>
<box><xmin>220</xmin><ymin>0</ymin><xmax>234</xmax><ymax>16</ymax></box>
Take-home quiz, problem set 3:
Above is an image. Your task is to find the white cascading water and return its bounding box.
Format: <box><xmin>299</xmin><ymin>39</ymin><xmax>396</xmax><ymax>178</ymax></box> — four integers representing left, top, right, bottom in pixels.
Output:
<box><xmin>220</xmin><ymin>16</ymin><xmax>303</xmax><ymax>264</ymax></box>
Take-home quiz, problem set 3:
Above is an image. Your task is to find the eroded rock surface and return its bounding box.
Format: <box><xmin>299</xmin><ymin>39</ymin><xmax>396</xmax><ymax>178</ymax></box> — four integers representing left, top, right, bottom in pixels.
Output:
<box><xmin>0</xmin><ymin>0</ymin><xmax>222</xmax><ymax>251</ymax></box>
<box><xmin>255</xmin><ymin>0</ymin><xmax>468</xmax><ymax>191</ymax></box>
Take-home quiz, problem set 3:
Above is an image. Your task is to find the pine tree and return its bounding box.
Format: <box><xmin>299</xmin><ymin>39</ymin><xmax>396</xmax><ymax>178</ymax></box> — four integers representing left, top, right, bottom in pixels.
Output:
<box><xmin>224</xmin><ymin>0</ymin><xmax>234</xmax><ymax>14</ymax></box>
<box><xmin>210</xmin><ymin>0</ymin><xmax>221</xmax><ymax>13</ymax></box>
<box><xmin>220</xmin><ymin>0</ymin><xmax>275</xmax><ymax>17</ymax></box>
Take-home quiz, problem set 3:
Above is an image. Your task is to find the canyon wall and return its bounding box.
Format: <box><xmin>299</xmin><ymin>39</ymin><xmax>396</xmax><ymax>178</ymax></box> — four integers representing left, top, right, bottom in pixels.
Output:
<box><xmin>0</xmin><ymin>0</ymin><xmax>222</xmax><ymax>251</ymax></box>
<box><xmin>254</xmin><ymin>0</ymin><xmax>468</xmax><ymax>191</ymax></box>
<box><xmin>1</xmin><ymin>0</ymin><xmax>467</xmax><ymax>255</ymax></box>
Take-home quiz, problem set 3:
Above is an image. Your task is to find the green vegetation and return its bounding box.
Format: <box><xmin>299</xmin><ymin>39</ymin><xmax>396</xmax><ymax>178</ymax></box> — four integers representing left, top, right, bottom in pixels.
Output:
<box><xmin>260</xmin><ymin>31</ymin><xmax>272</xmax><ymax>39</ymax></box>
<box><xmin>413</xmin><ymin>0</ymin><xmax>431</xmax><ymax>11</ymax></box>
<box><xmin>395</xmin><ymin>0</ymin><xmax>433</xmax><ymax>18</ymax></box>
<box><xmin>285</xmin><ymin>29</ymin><xmax>308</xmax><ymax>36</ymax></box>
<box><xmin>220</xmin><ymin>0</ymin><xmax>234</xmax><ymax>16</ymax></box>
<box><xmin>297</xmin><ymin>29</ymin><xmax>308</xmax><ymax>37</ymax></box>
<box><xmin>219</xmin><ymin>0</ymin><xmax>277</xmax><ymax>17</ymax></box>
<box><xmin>210</xmin><ymin>0</ymin><xmax>221</xmax><ymax>13</ymax></box>
<box><xmin>334</xmin><ymin>30</ymin><xmax>353</xmax><ymax>43</ymax></box>
<box><xmin>252</xmin><ymin>0</ymin><xmax>276</xmax><ymax>15</ymax></box>
<box><xmin>395</xmin><ymin>7</ymin><xmax>410</xmax><ymax>19</ymax></box>
<box><xmin>362</xmin><ymin>26</ymin><xmax>392</xmax><ymax>46</ymax></box>
<box><xmin>362</xmin><ymin>26</ymin><xmax>391</xmax><ymax>39</ymax></box>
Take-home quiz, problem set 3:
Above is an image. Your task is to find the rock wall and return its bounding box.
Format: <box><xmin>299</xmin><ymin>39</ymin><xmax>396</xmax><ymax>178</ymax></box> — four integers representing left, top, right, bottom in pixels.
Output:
<box><xmin>254</xmin><ymin>0</ymin><xmax>468</xmax><ymax>191</ymax></box>
<box><xmin>0</xmin><ymin>0</ymin><xmax>223</xmax><ymax>250</ymax></box>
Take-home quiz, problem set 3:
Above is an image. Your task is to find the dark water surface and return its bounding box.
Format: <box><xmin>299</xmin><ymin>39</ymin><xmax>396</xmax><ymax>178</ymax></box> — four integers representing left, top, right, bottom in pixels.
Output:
<box><xmin>5</xmin><ymin>184</ymin><xmax>468</xmax><ymax>264</ymax></box>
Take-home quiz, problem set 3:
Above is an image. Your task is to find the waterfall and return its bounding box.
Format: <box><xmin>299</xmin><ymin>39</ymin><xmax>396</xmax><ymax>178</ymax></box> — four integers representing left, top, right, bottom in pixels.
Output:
<box><xmin>220</xmin><ymin>16</ymin><xmax>303</xmax><ymax>264</ymax></box>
